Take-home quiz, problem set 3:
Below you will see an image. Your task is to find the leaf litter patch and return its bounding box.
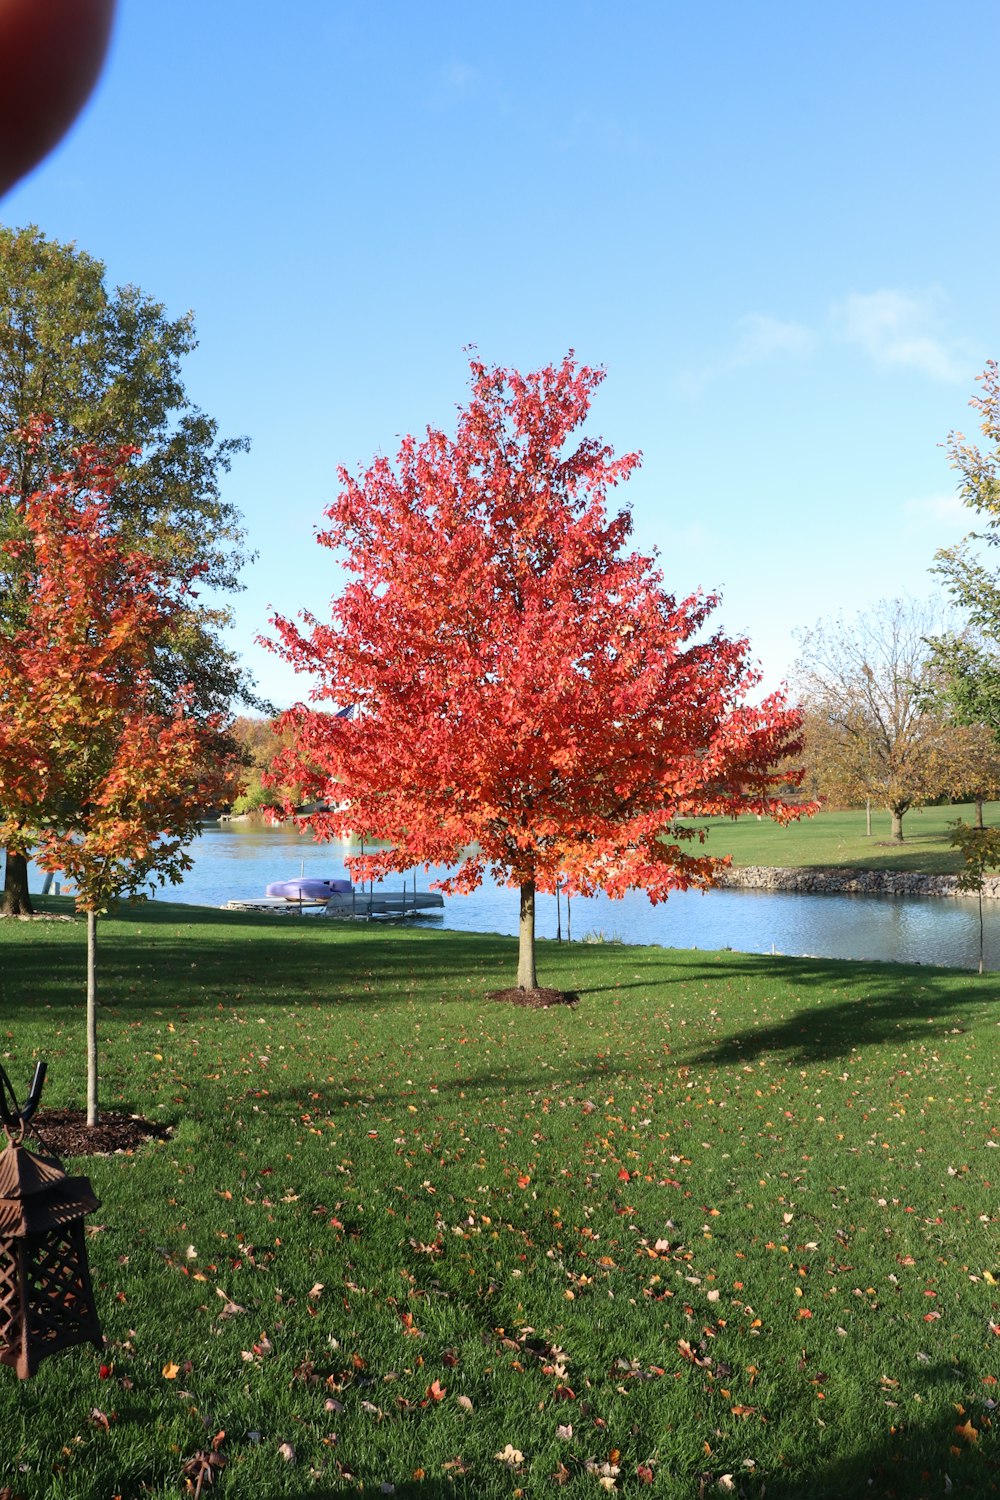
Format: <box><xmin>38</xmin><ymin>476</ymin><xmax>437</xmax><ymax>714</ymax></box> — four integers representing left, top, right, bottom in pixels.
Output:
<box><xmin>488</xmin><ymin>986</ymin><xmax>580</xmax><ymax>1009</ymax></box>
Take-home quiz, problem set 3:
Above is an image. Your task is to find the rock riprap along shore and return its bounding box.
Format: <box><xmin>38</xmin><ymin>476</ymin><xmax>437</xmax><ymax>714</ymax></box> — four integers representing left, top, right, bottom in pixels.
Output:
<box><xmin>717</xmin><ymin>865</ymin><xmax>1000</xmax><ymax>899</ymax></box>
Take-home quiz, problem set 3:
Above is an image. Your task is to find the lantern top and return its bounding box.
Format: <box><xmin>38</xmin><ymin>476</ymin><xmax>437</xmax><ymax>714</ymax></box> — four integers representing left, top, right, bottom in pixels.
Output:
<box><xmin>0</xmin><ymin>1064</ymin><xmax>100</xmax><ymax>1237</ymax></box>
<box><xmin>0</xmin><ymin>1141</ymin><xmax>65</xmax><ymax>1199</ymax></box>
<box><xmin>0</xmin><ymin>1140</ymin><xmax>101</xmax><ymax>1237</ymax></box>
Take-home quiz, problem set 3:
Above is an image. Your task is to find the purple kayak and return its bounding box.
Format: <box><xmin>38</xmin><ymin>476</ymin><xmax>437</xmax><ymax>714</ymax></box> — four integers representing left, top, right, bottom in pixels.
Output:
<box><xmin>265</xmin><ymin>878</ymin><xmax>353</xmax><ymax>901</ymax></box>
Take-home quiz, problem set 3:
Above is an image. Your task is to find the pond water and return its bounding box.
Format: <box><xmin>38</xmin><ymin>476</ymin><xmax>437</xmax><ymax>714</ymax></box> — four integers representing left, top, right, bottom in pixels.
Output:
<box><xmin>33</xmin><ymin>823</ymin><xmax>996</xmax><ymax>973</ymax></box>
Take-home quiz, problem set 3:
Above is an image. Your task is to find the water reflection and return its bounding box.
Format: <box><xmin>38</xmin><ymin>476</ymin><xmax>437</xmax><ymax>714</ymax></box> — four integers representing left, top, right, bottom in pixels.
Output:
<box><xmin>33</xmin><ymin>824</ymin><xmax>999</xmax><ymax>972</ymax></box>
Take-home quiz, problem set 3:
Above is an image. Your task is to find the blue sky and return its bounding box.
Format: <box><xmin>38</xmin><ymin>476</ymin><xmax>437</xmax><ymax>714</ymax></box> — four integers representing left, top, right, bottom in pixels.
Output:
<box><xmin>5</xmin><ymin>0</ymin><xmax>999</xmax><ymax>709</ymax></box>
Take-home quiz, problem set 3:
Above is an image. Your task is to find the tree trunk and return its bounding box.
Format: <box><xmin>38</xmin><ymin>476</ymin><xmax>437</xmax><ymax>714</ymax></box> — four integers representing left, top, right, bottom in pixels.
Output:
<box><xmin>976</xmin><ymin>795</ymin><xmax>985</xmax><ymax>830</ymax></box>
<box><xmin>890</xmin><ymin>807</ymin><xmax>905</xmax><ymax>843</ymax></box>
<box><xmin>2</xmin><ymin>849</ymin><xmax>33</xmax><ymax>916</ymax></box>
<box><xmin>517</xmin><ymin>879</ymin><xmax>537</xmax><ymax>991</ymax></box>
<box><xmin>86</xmin><ymin>911</ymin><xmax>99</xmax><ymax>1126</ymax></box>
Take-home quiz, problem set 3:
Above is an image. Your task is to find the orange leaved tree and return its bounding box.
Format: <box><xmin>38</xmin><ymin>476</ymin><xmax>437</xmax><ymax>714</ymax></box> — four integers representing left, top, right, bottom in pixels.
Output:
<box><xmin>269</xmin><ymin>355</ymin><xmax>809</xmax><ymax>991</ymax></box>
<box><xmin>0</xmin><ymin>440</ymin><xmax>240</xmax><ymax>1122</ymax></box>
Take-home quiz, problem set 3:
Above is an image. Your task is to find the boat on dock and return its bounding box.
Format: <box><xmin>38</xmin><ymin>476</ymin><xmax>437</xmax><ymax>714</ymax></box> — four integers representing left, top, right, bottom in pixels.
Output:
<box><xmin>223</xmin><ymin>880</ymin><xmax>444</xmax><ymax>920</ymax></box>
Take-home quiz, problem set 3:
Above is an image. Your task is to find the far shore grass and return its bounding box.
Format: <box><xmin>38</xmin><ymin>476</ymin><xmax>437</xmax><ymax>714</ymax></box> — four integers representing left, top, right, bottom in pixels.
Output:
<box><xmin>696</xmin><ymin>799</ymin><xmax>1000</xmax><ymax>875</ymax></box>
<box><xmin>1</xmin><ymin>900</ymin><xmax>999</xmax><ymax>1497</ymax></box>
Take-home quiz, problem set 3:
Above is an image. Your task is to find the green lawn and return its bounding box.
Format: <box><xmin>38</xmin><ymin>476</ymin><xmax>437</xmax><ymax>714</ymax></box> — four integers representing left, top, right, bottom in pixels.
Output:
<box><xmin>1</xmin><ymin>901</ymin><xmax>999</xmax><ymax>1497</ymax></box>
<box><xmin>697</xmin><ymin>799</ymin><xmax>1000</xmax><ymax>874</ymax></box>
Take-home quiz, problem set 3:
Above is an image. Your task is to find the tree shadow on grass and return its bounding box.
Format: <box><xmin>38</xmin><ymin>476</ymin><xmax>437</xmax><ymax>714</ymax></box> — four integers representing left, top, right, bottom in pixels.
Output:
<box><xmin>677</xmin><ymin>951</ymin><xmax>992</xmax><ymax>1069</ymax></box>
<box><xmin>0</xmin><ymin>902</ymin><xmax>525</xmax><ymax>1021</ymax></box>
<box><xmin>257</xmin><ymin>1381</ymin><xmax>997</xmax><ymax>1500</ymax></box>
<box><xmin>3</xmin><ymin>905</ymin><xmax>991</xmax><ymax>1078</ymax></box>
<box><xmin>258</xmin><ymin>1488</ymin><xmax>466</xmax><ymax>1500</ymax></box>
<box><xmin>755</xmin><ymin>1375</ymin><xmax>1000</xmax><ymax>1498</ymax></box>
<box><xmin>220</xmin><ymin>1374</ymin><xmax>1000</xmax><ymax>1500</ymax></box>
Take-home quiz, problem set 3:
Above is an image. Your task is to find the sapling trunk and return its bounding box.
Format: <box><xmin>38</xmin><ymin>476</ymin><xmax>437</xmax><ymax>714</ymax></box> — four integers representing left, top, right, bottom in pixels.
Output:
<box><xmin>517</xmin><ymin>879</ymin><xmax>537</xmax><ymax>990</ymax></box>
<box><xmin>87</xmin><ymin>911</ymin><xmax>99</xmax><ymax>1126</ymax></box>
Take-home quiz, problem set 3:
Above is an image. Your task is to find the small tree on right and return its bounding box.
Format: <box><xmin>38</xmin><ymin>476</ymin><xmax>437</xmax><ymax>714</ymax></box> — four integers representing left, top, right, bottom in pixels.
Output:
<box><xmin>949</xmin><ymin>821</ymin><xmax>1000</xmax><ymax>974</ymax></box>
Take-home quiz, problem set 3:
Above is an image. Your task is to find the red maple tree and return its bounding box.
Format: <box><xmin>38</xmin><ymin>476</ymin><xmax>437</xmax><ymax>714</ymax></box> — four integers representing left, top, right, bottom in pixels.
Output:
<box><xmin>269</xmin><ymin>355</ymin><xmax>809</xmax><ymax>990</ymax></box>
<box><xmin>0</xmin><ymin>436</ymin><xmax>240</xmax><ymax>1121</ymax></box>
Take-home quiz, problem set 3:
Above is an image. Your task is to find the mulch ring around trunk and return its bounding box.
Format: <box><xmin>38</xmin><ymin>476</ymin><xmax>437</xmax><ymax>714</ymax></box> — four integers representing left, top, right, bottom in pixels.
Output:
<box><xmin>488</xmin><ymin>986</ymin><xmax>580</xmax><ymax>1009</ymax></box>
<box><xmin>25</xmin><ymin>1109</ymin><xmax>172</xmax><ymax>1158</ymax></box>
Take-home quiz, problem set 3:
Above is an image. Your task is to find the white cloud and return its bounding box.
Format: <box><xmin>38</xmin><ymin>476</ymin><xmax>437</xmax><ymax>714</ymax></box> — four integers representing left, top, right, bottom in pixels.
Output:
<box><xmin>427</xmin><ymin>60</ymin><xmax>482</xmax><ymax>108</ymax></box>
<box><xmin>901</xmin><ymin>492</ymin><xmax>966</xmax><ymax>526</ymax></box>
<box><xmin>831</xmin><ymin>289</ymin><xmax>970</xmax><ymax>382</ymax></box>
<box><xmin>732</xmin><ymin>313</ymin><xmax>815</xmax><ymax>362</ymax></box>
<box><xmin>674</xmin><ymin>312</ymin><xmax>815</xmax><ymax>394</ymax></box>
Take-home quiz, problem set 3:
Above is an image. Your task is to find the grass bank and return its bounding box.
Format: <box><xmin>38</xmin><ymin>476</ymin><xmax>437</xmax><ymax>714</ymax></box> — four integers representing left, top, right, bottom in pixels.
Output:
<box><xmin>698</xmin><ymin>799</ymin><xmax>1000</xmax><ymax>874</ymax></box>
<box><xmin>0</xmin><ymin>901</ymin><xmax>998</xmax><ymax>1498</ymax></box>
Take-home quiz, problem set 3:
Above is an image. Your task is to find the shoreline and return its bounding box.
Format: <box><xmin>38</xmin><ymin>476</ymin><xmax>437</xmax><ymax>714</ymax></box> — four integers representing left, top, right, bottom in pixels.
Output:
<box><xmin>717</xmin><ymin>864</ymin><xmax>1000</xmax><ymax>899</ymax></box>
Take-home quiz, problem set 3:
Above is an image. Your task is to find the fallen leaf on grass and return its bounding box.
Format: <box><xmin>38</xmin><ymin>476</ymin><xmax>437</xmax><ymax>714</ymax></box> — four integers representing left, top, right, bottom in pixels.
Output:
<box><xmin>180</xmin><ymin>1443</ymin><xmax>225</xmax><ymax>1494</ymax></box>
<box><xmin>162</xmin><ymin>1361</ymin><xmax>180</xmax><ymax>1380</ymax></box>
<box><xmin>455</xmin><ymin>1395</ymin><xmax>473</xmax><ymax>1413</ymax></box>
<box><xmin>495</xmin><ymin>1444</ymin><xmax>524</xmax><ymax>1468</ymax></box>
<box><xmin>278</xmin><ymin>1441</ymin><xmax>296</xmax><ymax>1463</ymax></box>
<box><xmin>678</xmin><ymin>1339</ymin><xmax>712</xmax><ymax>1368</ymax></box>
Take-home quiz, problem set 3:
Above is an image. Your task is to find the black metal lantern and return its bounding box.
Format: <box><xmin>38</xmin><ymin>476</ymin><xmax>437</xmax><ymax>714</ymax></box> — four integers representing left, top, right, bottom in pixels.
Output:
<box><xmin>0</xmin><ymin>1063</ymin><xmax>103</xmax><ymax>1378</ymax></box>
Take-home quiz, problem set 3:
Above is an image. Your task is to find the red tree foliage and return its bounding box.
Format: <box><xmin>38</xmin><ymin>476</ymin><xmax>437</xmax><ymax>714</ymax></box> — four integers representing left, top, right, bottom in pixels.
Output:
<box><xmin>269</xmin><ymin>355</ymin><xmax>809</xmax><ymax>989</ymax></box>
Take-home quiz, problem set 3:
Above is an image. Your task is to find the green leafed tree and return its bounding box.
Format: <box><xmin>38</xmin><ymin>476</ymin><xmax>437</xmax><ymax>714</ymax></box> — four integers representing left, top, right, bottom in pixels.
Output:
<box><xmin>0</xmin><ymin>224</ymin><xmax>256</xmax><ymax>914</ymax></box>
<box><xmin>927</xmin><ymin>366</ymin><xmax>1000</xmax><ymax>823</ymax></box>
<box><xmin>949</xmin><ymin>820</ymin><xmax>1000</xmax><ymax>974</ymax></box>
<box><xmin>228</xmin><ymin>716</ymin><xmax>305</xmax><ymax>814</ymax></box>
<box><xmin>923</xmin><ymin>633</ymin><xmax>1000</xmax><ymax>826</ymax></box>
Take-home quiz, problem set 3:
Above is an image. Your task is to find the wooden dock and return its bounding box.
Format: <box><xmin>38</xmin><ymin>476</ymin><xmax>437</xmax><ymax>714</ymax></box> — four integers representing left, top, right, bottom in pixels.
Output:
<box><xmin>223</xmin><ymin>890</ymin><xmax>444</xmax><ymax>920</ymax></box>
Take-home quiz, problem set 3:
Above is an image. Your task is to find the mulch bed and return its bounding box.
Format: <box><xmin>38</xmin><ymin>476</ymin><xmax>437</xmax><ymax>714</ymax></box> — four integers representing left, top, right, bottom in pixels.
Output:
<box><xmin>488</xmin><ymin>986</ymin><xmax>580</xmax><ymax>1009</ymax></box>
<box><xmin>23</xmin><ymin>1109</ymin><xmax>172</xmax><ymax>1158</ymax></box>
